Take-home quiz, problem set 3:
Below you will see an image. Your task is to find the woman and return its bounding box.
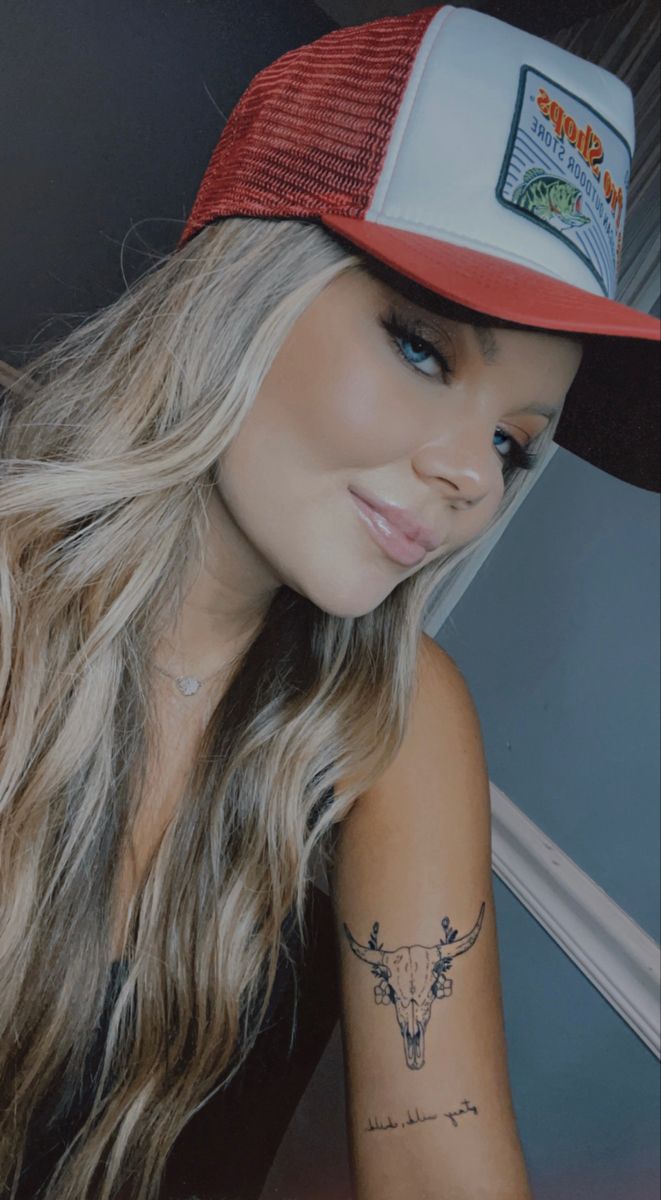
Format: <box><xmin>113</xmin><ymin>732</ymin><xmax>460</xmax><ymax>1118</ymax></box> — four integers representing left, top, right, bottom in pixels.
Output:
<box><xmin>1</xmin><ymin>5</ymin><xmax>658</xmax><ymax>1200</ymax></box>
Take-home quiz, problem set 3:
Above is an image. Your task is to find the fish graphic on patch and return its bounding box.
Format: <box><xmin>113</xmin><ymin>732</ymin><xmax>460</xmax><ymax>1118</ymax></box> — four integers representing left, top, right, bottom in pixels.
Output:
<box><xmin>511</xmin><ymin>166</ymin><xmax>591</xmax><ymax>230</ymax></box>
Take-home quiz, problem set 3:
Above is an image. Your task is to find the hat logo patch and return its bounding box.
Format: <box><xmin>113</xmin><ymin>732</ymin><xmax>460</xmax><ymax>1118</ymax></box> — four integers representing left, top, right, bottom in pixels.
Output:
<box><xmin>512</xmin><ymin>167</ymin><xmax>591</xmax><ymax>230</ymax></box>
<box><xmin>496</xmin><ymin>66</ymin><xmax>632</xmax><ymax>298</ymax></box>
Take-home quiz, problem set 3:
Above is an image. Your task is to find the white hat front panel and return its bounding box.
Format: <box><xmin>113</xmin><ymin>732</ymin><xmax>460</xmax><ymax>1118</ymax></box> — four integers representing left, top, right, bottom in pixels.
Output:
<box><xmin>366</xmin><ymin>5</ymin><xmax>634</xmax><ymax>299</ymax></box>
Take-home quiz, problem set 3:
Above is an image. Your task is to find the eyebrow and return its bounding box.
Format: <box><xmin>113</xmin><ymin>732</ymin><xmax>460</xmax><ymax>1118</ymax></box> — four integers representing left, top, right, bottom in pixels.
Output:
<box><xmin>474</xmin><ymin>325</ymin><xmax>499</xmax><ymax>365</ymax></box>
<box><xmin>514</xmin><ymin>400</ymin><xmax>560</xmax><ymax>419</ymax></box>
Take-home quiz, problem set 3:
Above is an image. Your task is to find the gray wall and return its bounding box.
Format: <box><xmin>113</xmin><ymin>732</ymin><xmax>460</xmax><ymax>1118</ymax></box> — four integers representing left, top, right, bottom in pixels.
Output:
<box><xmin>435</xmin><ymin>435</ymin><xmax>660</xmax><ymax>1198</ymax></box>
<box><xmin>439</xmin><ymin>442</ymin><xmax>660</xmax><ymax>943</ymax></box>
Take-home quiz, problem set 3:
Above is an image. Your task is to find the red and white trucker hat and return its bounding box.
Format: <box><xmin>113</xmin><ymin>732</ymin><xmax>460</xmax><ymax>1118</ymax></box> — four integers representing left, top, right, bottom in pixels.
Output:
<box><xmin>178</xmin><ymin>4</ymin><xmax>660</xmax><ymax>492</ymax></box>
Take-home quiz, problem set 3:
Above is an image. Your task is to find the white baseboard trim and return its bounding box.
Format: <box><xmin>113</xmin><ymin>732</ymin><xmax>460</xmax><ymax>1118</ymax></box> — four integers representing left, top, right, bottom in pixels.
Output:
<box><xmin>489</xmin><ymin>780</ymin><xmax>661</xmax><ymax>1058</ymax></box>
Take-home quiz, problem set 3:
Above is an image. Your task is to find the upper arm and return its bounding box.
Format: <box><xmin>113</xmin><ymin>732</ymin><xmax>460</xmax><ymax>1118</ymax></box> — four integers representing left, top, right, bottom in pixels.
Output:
<box><xmin>328</xmin><ymin>633</ymin><xmax>532</xmax><ymax>1200</ymax></box>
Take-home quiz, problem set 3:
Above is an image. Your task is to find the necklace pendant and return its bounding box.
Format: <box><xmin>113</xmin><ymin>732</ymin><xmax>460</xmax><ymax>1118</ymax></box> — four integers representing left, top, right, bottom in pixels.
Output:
<box><xmin>176</xmin><ymin>675</ymin><xmax>202</xmax><ymax>696</ymax></box>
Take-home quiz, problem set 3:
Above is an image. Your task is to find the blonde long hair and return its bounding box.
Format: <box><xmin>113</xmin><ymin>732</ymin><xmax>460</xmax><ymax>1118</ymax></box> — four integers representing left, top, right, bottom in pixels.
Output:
<box><xmin>0</xmin><ymin>215</ymin><xmax>564</xmax><ymax>1199</ymax></box>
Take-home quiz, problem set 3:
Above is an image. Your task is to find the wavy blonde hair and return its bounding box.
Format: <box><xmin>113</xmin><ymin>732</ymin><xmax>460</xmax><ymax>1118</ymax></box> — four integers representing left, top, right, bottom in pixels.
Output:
<box><xmin>0</xmin><ymin>215</ymin><xmax>566</xmax><ymax>1199</ymax></box>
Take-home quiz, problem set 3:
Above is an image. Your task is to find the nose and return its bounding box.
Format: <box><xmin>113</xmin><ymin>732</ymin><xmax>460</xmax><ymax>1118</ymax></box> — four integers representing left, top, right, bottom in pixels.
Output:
<box><xmin>413</xmin><ymin>427</ymin><xmax>501</xmax><ymax>509</ymax></box>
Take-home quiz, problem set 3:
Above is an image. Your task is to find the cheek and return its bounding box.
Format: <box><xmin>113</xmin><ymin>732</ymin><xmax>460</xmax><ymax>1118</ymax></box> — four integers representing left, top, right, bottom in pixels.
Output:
<box><xmin>252</xmin><ymin>329</ymin><xmax>418</xmax><ymax>470</ymax></box>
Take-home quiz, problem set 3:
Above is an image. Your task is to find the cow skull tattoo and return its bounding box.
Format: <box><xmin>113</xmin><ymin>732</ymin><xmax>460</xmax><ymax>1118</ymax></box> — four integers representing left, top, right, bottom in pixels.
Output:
<box><xmin>343</xmin><ymin>902</ymin><xmax>486</xmax><ymax>1070</ymax></box>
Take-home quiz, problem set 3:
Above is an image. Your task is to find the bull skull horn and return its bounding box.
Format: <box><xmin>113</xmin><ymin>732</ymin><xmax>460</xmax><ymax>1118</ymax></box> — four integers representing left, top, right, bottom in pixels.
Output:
<box><xmin>435</xmin><ymin>901</ymin><xmax>486</xmax><ymax>959</ymax></box>
<box><xmin>343</xmin><ymin>923</ymin><xmax>385</xmax><ymax>966</ymax></box>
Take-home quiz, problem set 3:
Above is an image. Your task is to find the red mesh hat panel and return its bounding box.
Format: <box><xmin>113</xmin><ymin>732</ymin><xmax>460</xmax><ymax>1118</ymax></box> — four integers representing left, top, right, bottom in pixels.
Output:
<box><xmin>178</xmin><ymin>5</ymin><xmax>441</xmax><ymax>248</ymax></box>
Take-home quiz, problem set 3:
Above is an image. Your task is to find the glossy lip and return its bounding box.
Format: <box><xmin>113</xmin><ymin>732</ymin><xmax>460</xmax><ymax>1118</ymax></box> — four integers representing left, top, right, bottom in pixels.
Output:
<box><xmin>350</xmin><ymin>492</ymin><xmax>428</xmax><ymax>567</ymax></box>
<box><xmin>348</xmin><ymin>485</ymin><xmax>441</xmax><ymax>552</ymax></box>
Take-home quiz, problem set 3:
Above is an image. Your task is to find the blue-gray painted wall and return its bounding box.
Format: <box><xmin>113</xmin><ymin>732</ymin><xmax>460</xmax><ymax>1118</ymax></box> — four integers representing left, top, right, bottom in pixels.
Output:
<box><xmin>439</xmin><ymin>448</ymin><xmax>660</xmax><ymax>942</ymax></box>
<box><xmin>437</xmin><ymin>422</ymin><xmax>660</xmax><ymax>1198</ymax></box>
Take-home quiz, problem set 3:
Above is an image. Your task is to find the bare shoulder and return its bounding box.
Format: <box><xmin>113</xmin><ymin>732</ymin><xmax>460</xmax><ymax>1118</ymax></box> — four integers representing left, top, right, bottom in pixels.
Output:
<box><xmin>417</xmin><ymin>632</ymin><xmax>487</xmax><ymax>769</ymax></box>
<box><xmin>371</xmin><ymin>630</ymin><xmax>489</xmax><ymax>813</ymax></box>
<box><xmin>330</xmin><ymin>630</ymin><xmax>490</xmax><ymax>888</ymax></box>
<box><xmin>417</xmin><ymin>630</ymin><xmax>479</xmax><ymax>714</ymax></box>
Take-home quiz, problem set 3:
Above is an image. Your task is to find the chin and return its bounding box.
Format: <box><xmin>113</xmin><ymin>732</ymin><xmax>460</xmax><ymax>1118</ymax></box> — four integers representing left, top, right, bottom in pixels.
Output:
<box><xmin>297</xmin><ymin>570</ymin><xmax>397</xmax><ymax>621</ymax></box>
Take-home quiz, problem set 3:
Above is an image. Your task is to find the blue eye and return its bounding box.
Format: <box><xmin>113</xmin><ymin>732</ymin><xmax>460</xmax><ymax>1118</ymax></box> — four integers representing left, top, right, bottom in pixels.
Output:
<box><xmin>493</xmin><ymin>428</ymin><xmax>539</xmax><ymax>473</ymax></box>
<box><xmin>380</xmin><ymin>311</ymin><xmax>452</xmax><ymax>381</ymax></box>
<box><xmin>380</xmin><ymin>310</ymin><xmax>539</xmax><ymax>475</ymax></box>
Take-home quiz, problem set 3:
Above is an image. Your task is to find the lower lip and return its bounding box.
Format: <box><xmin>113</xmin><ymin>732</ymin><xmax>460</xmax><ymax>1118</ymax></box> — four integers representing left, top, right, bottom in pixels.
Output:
<box><xmin>349</xmin><ymin>491</ymin><xmax>428</xmax><ymax>567</ymax></box>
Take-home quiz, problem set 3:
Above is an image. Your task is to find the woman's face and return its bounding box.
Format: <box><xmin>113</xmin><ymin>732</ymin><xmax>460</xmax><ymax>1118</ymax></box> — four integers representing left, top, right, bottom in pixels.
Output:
<box><xmin>214</xmin><ymin>267</ymin><xmax>583</xmax><ymax>619</ymax></box>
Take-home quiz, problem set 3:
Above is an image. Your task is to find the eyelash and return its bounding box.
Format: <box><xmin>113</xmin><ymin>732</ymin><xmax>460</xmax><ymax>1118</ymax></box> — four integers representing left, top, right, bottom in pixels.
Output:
<box><xmin>379</xmin><ymin>309</ymin><xmax>539</xmax><ymax>474</ymax></box>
